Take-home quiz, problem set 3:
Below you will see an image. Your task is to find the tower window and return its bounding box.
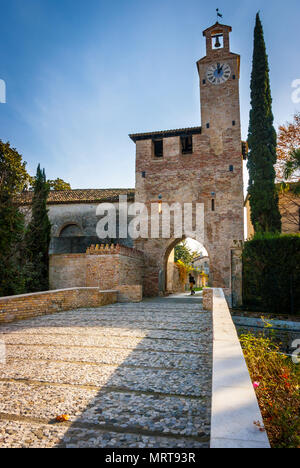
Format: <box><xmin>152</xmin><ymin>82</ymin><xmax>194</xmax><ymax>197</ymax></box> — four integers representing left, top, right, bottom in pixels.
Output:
<box><xmin>206</xmin><ymin>123</ymin><xmax>210</xmax><ymax>129</ymax></box>
<box><xmin>181</xmin><ymin>135</ymin><xmax>193</xmax><ymax>154</ymax></box>
<box><xmin>229</xmin><ymin>165</ymin><xmax>234</xmax><ymax>172</ymax></box>
<box><xmin>142</xmin><ymin>171</ymin><xmax>146</xmax><ymax>178</ymax></box>
<box><xmin>153</xmin><ymin>139</ymin><xmax>163</xmax><ymax>158</ymax></box>
<box><xmin>233</xmin><ymin>75</ymin><xmax>236</xmax><ymax>80</ymax></box>
<box><xmin>232</xmin><ymin>121</ymin><xmax>236</xmax><ymax>126</ymax></box>
<box><xmin>158</xmin><ymin>201</ymin><xmax>162</xmax><ymax>214</ymax></box>
<box><xmin>202</xmin><ymin>79</ymin><xmax>206</xmax><ymax>85</ymax></box>
<box><xmin>212</xmin><ymin>199</ymin><xmax>215</xmax><ymax>212</ymax></box>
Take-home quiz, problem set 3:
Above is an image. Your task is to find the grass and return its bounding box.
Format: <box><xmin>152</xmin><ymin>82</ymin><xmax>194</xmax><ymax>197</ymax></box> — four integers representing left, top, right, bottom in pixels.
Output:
<box><xmin>240</xmin><ymin>332</ymin><xmax>300</xmax><ymax>448</ymax></box>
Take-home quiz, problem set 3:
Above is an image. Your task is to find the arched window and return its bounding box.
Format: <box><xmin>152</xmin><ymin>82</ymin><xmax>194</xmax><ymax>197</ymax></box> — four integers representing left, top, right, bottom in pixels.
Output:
<box><xmin>59</xmin><ymin>224</ymin><xmax>83</xmax><ymax>237</ymax></box>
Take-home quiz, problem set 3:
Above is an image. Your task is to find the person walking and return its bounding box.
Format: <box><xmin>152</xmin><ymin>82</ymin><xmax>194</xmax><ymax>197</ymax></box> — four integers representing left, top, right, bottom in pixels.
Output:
<box><xmin>189</xmin><ymin>273</ymin><xmax>196</xmax><ymax>295</ymax></box>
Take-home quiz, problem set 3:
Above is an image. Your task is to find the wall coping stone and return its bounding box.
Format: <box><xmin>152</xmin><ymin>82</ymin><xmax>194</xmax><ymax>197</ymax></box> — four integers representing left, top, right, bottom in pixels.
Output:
<box><xmin>210</xmin><ymin>288</ymin><xmax>270</xmax><ymax>449</ymax></box>
<box><xmin>0</xmin><ymin>287</ymin><xmax>111</xmax><ymax>302</ymax></box>
<box><xmin>233</xmin><ymin>316</ymin><xmax>300</xmax><ymax>332</ymax></box>
<box><xmin>49</xmin><ymin>254</ymin><xmax>86</xmax><ymax>259</ymax></box>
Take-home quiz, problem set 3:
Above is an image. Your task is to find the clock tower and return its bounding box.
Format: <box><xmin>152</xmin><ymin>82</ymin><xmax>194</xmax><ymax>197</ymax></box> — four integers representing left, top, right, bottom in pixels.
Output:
<box><xmin>130</xmin><ymin>21</ymin><xmax>244</xmax><ymax>306</ymax></box>
<box><xmin>197</xmin><ymin>23</ymin><xmax>241</xmax><ymax>155</ymax></box>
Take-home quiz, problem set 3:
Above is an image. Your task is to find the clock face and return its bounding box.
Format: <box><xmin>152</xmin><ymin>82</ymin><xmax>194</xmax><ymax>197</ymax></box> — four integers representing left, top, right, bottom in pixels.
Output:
<box><xmin>206</xmin><ymin>63</ymin><xmax>231</xmax><ymax>85</ymax></box>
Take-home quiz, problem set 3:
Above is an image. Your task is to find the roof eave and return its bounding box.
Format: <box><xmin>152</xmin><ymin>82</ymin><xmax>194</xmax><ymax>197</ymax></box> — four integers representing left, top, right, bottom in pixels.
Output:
<box><xmin>202</xmin><ymin>22</ymin><xmax>232</xmax><ymax>36</ymax></box>
<box><xmin>129</xmin><ymin>126</ymin><xmax>202</xmax><ymax>143</ymax></box>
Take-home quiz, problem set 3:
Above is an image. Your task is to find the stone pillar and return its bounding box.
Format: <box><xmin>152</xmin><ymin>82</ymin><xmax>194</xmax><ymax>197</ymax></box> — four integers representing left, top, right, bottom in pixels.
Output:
<box><xmin>158</xmin><ymin>269</ymin><xmax>165</xmax><ymax>296</ymax></box>
<box><xmin>231</xmin><ymin>241</ymin><xmax>243</xmax><ymax>308</ymax></box>
<box><xmin>203</xmin><ymin>288</ymin><xmax>213</xmax><ymax>311</ymax></box>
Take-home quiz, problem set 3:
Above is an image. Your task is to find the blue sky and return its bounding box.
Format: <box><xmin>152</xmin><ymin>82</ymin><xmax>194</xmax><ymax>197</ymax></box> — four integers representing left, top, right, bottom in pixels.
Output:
<box><xmin>0</xmin><ymin>0</ymin><xmax>299</xmax><ymax>189</ymax></box>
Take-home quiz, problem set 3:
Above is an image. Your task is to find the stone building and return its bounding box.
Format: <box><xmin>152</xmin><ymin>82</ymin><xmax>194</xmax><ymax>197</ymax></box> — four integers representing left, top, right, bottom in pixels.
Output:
<box><xmin>192</xmin><ymin>255</ymin><xmax>210</xmax><ymax>288</ymax></box>
<box><xmin>192</xmin><ymin>255</ymin><xmax>210</xmax><ymax>275</ymax></box>
<box><xmin>19</xmin><ymin>21</ymin><xmax>245</xmax><ymax>306</ymax></box>
<box><xmin>245</xmin><ymin>184</ymin><xmax>300</xmax><ymax>238</ymax></box>
<box><xmin>19</xmin><ymin>189</ymin><xmax>135</xmax><ymax>254</ymax></box>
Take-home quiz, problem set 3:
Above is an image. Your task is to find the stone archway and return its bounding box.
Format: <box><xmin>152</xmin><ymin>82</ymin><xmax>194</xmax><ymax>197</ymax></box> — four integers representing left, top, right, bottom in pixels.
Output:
<box><xmin>136</xmin><ymin>232</ymin><xmax>242</xmax><ymax>306</ymax></box>
<box><xmin>163</xmin><ymin>237</ymin><xmax>210</xmax><ymax>296</ymax></box>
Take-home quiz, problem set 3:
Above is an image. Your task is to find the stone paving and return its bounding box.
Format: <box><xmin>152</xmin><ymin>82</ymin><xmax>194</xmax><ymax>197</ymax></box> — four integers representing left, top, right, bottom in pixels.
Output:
<box><xmin>0</xmin><ymin>296</ymin><xmax>212</xmax><ymax>448</ymax></box>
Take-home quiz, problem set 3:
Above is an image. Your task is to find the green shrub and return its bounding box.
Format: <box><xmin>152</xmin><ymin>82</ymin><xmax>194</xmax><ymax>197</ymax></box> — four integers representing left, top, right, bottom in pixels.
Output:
<box><xmin>242</xmin><ymin>234</ymin><xmax>300</xmax><ymax>314</ymax></box>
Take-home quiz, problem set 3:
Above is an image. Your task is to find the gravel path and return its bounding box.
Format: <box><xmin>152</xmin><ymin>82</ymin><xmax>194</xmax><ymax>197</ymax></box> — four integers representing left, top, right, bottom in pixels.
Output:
<box><xmin>0</xmin><ymin>298</ymin><xmax>212</xmax><ymax>448</ymax></box>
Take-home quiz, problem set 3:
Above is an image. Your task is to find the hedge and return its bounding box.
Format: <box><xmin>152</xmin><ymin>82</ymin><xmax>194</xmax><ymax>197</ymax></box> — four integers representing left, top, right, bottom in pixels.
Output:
<box><xmin>242</xmin><ymin>234</ymin><xmax>300</xmax><ymax>315</ymax></box>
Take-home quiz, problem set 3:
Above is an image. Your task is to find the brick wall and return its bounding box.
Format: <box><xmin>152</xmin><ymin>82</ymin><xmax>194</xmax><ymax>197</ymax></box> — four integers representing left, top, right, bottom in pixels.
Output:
<box><xmin>86</xmin><ymin>255</ymin><xmax>120</xmax><ymax>289</ymax></box>
<box><xmin>117</xmin><ymin>285</ymin><xmax>143</xmax><ymax>303</ymax></box>
<box><xmin>118</xmin><ymin>255</ymin><xmax>144</xmax><ymax>286</ymax></box>
<box><xmin>49</xmin><ymin>244</ymin><xmax>144</xmax><ymax>303</ymax></box>
<box><xmin>50</xmin><ymin>245</ymin><xmax>144</xmax><ymax>291</ymax></box>
<box><xmin>0</xmin><ymin>288</ymin><xmax>117</xmax><ymax>324</ymax></box>
<box><xmin>49</xmin><ymin>254</ymin><xmax>87</xmax><ymax>289</ymax></box>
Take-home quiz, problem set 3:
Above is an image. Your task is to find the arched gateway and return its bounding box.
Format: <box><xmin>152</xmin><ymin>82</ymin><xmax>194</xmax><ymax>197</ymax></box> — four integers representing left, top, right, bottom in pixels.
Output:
<box><xmin>129</xmin><ymin>22</ymin><xmax>245</xmax><ymax>306</ymax></box>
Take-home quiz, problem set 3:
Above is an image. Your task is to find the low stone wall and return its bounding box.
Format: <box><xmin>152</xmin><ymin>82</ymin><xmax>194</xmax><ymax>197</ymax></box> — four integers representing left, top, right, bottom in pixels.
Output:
<box><xmin>210</xmin><ymin>288</ymin><xmax>270</xmax><ymax>449</ymax></box>
<box><xmin>233</xmin><ymin>316</ymin><xmax>300</xmax><ymax>355</ymax></box>
<box><xmin>0</xmin><ymin>288</ymin><xmax>117</xmax><ymax>324</ymax></box>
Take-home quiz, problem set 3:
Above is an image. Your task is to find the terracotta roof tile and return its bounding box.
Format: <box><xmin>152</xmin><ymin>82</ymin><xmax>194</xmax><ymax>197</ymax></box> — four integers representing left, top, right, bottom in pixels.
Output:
<box><xmin>16</xmin><ymin>189</ymin><xmax>135</xmax><ymax>206</ymax></box>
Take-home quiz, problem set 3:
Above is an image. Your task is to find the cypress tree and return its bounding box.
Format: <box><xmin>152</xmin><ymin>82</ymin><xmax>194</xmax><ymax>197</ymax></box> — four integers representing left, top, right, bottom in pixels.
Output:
<box><xmin>25</xmin><ymin>165</ymin><xmax>51</xmax><ymax>292</ymax></box>
<box><xmin>247</xmin><ymin>13</ymin><xmax>281</xmax><ymax>233</ymax></box>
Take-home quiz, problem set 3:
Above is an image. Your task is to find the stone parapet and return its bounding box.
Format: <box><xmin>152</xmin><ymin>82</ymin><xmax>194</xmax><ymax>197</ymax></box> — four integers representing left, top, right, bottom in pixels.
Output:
<box><xmin>86</xmin><ymin>244</ymin><xmax>144</xmax><ymax>260</ymax></box>
<box><xmin>0</xmin><ymin>288</ymin><xmax>117</xmax><ymax>324</ymax></box>
<box><xmin>203</xmin><ymin>288</ymin><xmax>213</xmax><ymax>311</ymax></box>
<box><xmin>210</xmin><ymin>288</ymin><xmax>270</xmax><ymax>449</ymax></box>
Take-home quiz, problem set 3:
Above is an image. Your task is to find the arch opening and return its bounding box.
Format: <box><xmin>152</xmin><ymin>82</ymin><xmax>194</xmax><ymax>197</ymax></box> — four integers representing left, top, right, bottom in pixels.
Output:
<box><xmin>163</xmin><ymin>237</ymin><xmax>210</xmax><ymax>296</ymax></box>
<box><xmin>59</xmin><ymin>223</ymin><xmax>83</xmax><ymax>238</ymax></box>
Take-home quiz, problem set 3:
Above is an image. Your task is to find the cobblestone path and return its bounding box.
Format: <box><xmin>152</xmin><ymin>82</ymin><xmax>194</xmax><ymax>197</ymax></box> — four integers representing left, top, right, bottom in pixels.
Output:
<box><xmin>0</xmin><ymin>299</ymin><xmax>212</xmax><ymax>448</ymax></box>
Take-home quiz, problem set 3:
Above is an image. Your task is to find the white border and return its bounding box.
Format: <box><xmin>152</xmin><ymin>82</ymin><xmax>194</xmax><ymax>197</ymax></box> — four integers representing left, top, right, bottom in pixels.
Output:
<box><xmin>210</xmin><ymin>289</ymin><xmax>270</xmax><ymax>448</ymax></box>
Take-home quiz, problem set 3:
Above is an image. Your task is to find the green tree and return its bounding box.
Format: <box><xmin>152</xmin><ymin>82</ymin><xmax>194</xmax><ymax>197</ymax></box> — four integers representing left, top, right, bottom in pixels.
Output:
<box><xmin>0</xmin><ymin>141</ymin><xmax>29</xmax><ymax>296</ymax></box>
<box><xmin>284</xmin><ymin>148</ymin><xmax>300</xmax><ymax>181</ymax></box>
<box><xmin>29</xmin><ymin>177</ymin><xmax>71</xmax><ymax>191</ymax></box>
<box><xmin>25</xmin><ymin>165</ymin><xmax>51</xmax><ymax>292</ymax></box>
<box><xmin>48</xmin><ymin>178</ymin><xmax>71</xmax><ymax>191</ymax></box>
<box><xmin>174</xmin><ymin>241</ymin><xmax>198</xmax><ymax>265</ymax></box>
<box><xmin>247</xmin><ymin>13</ymin><xmax>281</xmax><ymax>233</ymax></box>
<box><xmin>0</xmin><ymin>141</ymin><xmax>31</xmax><ymax>195</ymax></box>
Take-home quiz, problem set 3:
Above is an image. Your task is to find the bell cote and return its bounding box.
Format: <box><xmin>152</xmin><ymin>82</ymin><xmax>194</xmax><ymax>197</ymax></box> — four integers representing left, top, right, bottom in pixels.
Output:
<box><xmin>202</xmin><ymin>23</ymin><xmax>232</xmax><ymax>57</ymax></box>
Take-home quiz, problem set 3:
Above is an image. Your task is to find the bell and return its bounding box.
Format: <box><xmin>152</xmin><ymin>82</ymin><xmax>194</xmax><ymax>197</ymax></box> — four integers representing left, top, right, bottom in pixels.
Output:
<box><xmin>214</xmin><ymin>36</ymin><xmax>221</xmax><ymax>48</ymax></box>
